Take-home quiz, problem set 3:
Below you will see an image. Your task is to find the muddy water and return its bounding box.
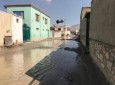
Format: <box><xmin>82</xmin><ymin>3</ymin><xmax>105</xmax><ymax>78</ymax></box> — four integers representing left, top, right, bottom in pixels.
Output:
<box><xmin>0</xmin><ymin>40</ymin><xmax>63</xmax><ymax>85</ymax></box>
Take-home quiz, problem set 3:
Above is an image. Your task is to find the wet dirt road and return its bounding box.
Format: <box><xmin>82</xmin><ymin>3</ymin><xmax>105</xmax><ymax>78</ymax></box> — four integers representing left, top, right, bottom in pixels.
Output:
<box><xmin>26</xmin><ymin>39</ymin><xmax>109</xmax><ymax>85</ymax></box>
<box><xmin>0</xmin><ymin>39</ymin><xmax>64</xmax><ymax>85</ymax></box>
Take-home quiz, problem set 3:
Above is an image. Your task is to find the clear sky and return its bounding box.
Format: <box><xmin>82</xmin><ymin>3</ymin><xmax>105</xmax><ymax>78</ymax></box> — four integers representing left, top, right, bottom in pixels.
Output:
<box><xmin>0</xmin><ymin>0</ymin><xmax>91</xmax><ymax>26</ymax></box>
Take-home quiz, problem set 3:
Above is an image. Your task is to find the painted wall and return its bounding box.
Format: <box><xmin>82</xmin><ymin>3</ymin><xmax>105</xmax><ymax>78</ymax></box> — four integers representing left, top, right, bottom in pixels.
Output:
<box><xmin>6</xmin><ymin>7</ymin><xmax>31</xmax><ymax>28</ymax></box>
<box><xmin>6</xmin><ymin>5</ymin><xmax>50</xmax><ymax>42</ymax></box>
<box><xmin>0</xmin><ymin>11</ymin><xmax>23</xmax><ymax>46</ymax></box>
<box><xmin>6</xmin><ymin>7</ymin><xmax>31</xmax><ymax>41</ymax></box>
<box><xmin>12</xmin><ymin>15</ymin><xmax>23</xmax><ymax>45</ymax></box>
<box><xmin>0</xmin><ymin>11</ymin><xmax>12</xmax><ymax>46</ymax></box>
<box><xmin>31</xmin><ymin>7</ymin><xmax>50</xmax><ymax>41</ymax></box>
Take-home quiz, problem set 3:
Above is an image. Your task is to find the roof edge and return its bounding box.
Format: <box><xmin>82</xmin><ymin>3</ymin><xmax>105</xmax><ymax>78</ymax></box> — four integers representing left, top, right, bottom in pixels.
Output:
<box><xmin>4</xmin><ymin>4</ymin><xmax>50</xmax><ymax>18</ymax></box>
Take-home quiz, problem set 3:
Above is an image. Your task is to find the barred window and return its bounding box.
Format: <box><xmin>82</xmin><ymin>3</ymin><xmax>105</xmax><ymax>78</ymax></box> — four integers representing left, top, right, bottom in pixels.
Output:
<box><xmin>36</xmin><ymin>14</ymin><xmax>40</xmax><ymax>22</ymax></box>
<box><xmin>45</xmin><ymin>18</ymin><xmax>48</xmax><ymax>24</ymax></box>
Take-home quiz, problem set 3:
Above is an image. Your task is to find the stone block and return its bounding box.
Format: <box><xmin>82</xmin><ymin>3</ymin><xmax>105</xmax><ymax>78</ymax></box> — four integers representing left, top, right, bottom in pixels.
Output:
<box><xmin>105</xmin><ymin>52</ymin><xmax>109</xmax><ymax>59</ymax></box>
<box><xmin>102</xmin><ymin>46</ymin><xmax>106</xmax><ymax>54</ymax></box>
<box><xmin>110</xmin><ymin>52</ymin><xmax>115</xmax><ymax>59</ymax></box>
<box><xmin>107</xmin><ymin>60</ymin><xmax>112</xmax><ymax>71</ymax></box>
<box><xmin>101</xmin><ymin>63</ymin><xmax>105</xmax><ymax>68</ymax></box>
<box><xmin>99</xmin><ymin>54</ymin><xmax>103</xmax><ymax>61</ymax></box>
<box><xmin>113</xmin><ymin>75</ymin><xmax>115</xmax><ymax>81</ymax></box>
<box><xmin>111</xmin><ymin>67</ymin><xmax>115</xmax><ymax>75</ymax></box>
<box><xmin>107</xmin><ymin>60</ymin><xmax>112</xmax><ymax>67</ymax></box>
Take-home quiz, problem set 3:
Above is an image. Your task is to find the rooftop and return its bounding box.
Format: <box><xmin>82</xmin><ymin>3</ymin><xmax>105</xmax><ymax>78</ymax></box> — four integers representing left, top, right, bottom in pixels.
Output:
<box><xmin>81</xmin><ymin>7</ymin><xmax>91</xmax><ymax>20</ymax></box>
<box><xmin>4</xmin><ymin>4</ymin><xmax>50</xmax><ymax>18</ymax></box>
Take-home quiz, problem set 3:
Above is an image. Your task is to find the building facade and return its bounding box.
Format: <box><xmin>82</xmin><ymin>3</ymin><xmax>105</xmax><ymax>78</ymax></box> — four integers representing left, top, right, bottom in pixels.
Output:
<box><xmin>0</xmin><ymin>10</ymin><xmax>23</xmax><ymax>46</ymax></box>
<box><xmin>5</xmin><ymin>4</ymin><xmax>50</xmax><ymax>42</ymax></box>
<box><xmin>50</xmin><ymin>25</ymin><xmax>71</xmax><ymax>39</ymax></box>
<box><xmin>90</xmin><ymin>0</ymin><xmax>115</xmax><ymax>85</ymax></box>
<box><xmin>80</xmin><ymin>0</ymin><xmax>115</xmax><ymax>85</ymax></box>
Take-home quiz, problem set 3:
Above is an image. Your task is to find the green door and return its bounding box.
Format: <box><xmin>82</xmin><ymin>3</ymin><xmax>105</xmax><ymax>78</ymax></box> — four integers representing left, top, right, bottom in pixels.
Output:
<box><xmin>23</xmin><ymin>27</ymin><xmax>30</xmax><ymax>42</ymax></box>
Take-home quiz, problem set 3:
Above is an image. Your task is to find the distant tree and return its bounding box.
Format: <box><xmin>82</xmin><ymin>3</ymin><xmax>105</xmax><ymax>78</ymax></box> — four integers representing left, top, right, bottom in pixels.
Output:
<box><xmin>56</xmin><ymin>20</ymin><xmax>60</xmax><ymax>24</ymax></box>
<box><xmin>60</xmin><ymin>20</ymin><xmax>64</xmax><ymax>23</ymax></box>
<box><xmin>60</xmin><ymin>19</ymin><xmax>64</xmax><ymax>26</ymax></box>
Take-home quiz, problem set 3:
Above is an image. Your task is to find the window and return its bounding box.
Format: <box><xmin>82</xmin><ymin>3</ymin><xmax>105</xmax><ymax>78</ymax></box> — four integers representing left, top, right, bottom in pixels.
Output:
<box><xmin>43</xmin><ymin>17</ymin><xmax>44</xmax><ymax>20</ymax></box>
<box><xmin>46</xmin><ymin>29</ymin><xmax>49</xmax><ymax>31</ymax></box>
<box><xmin>36</xmin><ymin>14</ymin><xmax>40</xmax><ymax>22</ymax></box>
<box><xmin>36</xmin><ymin>28</ymin><xmax>39</xmax><ymax>30</ymax></box>
<box><xmin>13</xmin><ymin>11</ymin><xmax>24</xmax><ymax>19</ymax></box>
<box><xmin>45</xmin><ymin>18</ymin><xmax>48</xmax><ymax>24</ymax></box>
<box><xmin>58</xmin><ymin>28</ymin><xmax>61</xmax><ymax>31</ymax></box>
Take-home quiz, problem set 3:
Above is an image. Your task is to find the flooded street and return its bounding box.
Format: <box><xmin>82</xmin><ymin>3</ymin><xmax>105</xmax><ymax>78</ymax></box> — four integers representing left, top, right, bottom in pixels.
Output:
<box><xmin>26</xmin><ymin>39</ymin><xmax>109</xmax><ymax>85</ymax></box>
<box><xmin>0</xmin><ymin>38</ymin><xmax>109</xmax><ymax>85</ymax></box>
<box><xmin>0</xmin><ymin>39</ymin><xmax>64</xmax><ymax>85</ymax></box>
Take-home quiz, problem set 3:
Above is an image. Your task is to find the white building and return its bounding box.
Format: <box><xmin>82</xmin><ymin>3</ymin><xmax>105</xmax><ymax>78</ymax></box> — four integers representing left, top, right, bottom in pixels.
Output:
<box><xmin>0</xmin><ymin>11</ymin><xmax>23</xmax><ymax>46</ymax></box>
<box><xmin>50</xmin><ymin>25</ymin><xmax>71</xmax><ymax>38</ymax></box>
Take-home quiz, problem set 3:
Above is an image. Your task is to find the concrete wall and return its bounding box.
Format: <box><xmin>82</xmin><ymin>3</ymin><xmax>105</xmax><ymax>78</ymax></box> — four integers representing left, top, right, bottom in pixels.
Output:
<box><xmin>12</xmin><ymin>15</ymin><xmax>23</xmax><ymax>45</ymax></box>
<box><xmin>90</xmin><ymin>0</ymin><xmax>115</xmax><ymax>45</ymax></box>
<box><xmin>0</xmin><ymin>11</ymin><xmax>12</xmax><ymax>46</ymax></box>
<box><xmin>31</xmin><ymin>7</ymin><xmax>50</xmax><ymax>41</ymax></box>
<box><xmin>80</xmin><ymin>18</ymin><xmax>87</xmax><ymax>46</ymax></box>
<box><xmin>80</xmin><ymin>7</ymin><xmax>91</xmax><ymax>22</ymax></box>
<box><xmin>80</xmin><ymin>7</ymin><xmax>91</xmax><ymax>47</ymax></box>
<box><xmin>90</xmin><ymin>0</ymin><xmax>115</xmax><ymax>85</ymax></box>
<box><xmin>0</xmin><ymin>11</ymin><xmax>23</xmax><ymax>46</ymax></box>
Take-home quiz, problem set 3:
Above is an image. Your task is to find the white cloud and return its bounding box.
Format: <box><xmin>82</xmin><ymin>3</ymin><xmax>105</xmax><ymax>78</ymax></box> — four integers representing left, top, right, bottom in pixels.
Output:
<box><xmin>45</xmin><ymin>0</ymin><xmax>52</xmax><ymax>3</ymax></box>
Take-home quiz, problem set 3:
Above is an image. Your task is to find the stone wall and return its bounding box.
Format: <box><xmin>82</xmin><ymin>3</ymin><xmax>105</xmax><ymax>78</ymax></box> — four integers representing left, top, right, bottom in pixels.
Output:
<box><xmin>90</xmin><ymin>39</ymin><xmax>115</xmax><ymax>85</ymax></box>
<box><xmin>89</xmin><ymin>0</ymin><xmax>115</xmax><ymax>85</ymax></box>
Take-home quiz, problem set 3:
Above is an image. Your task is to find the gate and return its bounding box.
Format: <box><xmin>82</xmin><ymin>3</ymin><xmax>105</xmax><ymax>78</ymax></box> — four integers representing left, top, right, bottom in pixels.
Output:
<box><xmin>23</xmin><ymin>27</ymin><xmax>30</xmax><ymax>42</ymax></box>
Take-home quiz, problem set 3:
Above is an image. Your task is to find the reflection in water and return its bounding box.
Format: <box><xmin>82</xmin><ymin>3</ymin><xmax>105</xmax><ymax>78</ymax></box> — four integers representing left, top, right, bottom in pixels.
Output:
<box><xmin>26</xmin><ymin>40</ymin><xmax>79</xmax><ymax>85</ymax></box>
<box><xmin>0</xmin><ymin>40</ymin><xmax>63</xmax><ymax>85</ymax></box>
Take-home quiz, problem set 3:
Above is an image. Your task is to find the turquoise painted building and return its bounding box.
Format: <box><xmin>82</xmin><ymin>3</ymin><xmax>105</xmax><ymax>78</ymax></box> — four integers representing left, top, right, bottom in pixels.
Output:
<box><xmin>4</xmin><ymin>4</ymin><xmax>50</xmax><ymax>42</ymax></box>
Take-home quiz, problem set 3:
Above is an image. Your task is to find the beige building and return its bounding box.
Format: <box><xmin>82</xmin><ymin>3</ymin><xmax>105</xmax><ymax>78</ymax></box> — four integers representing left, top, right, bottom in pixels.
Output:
<box><xmin>0</xmin><ymin>11</ymin><xmax>23</xmax><ymax>46</ymax></box>
<box><xmin>50</xmin><ymin>25</ymin><xmax>71</xmax><ymax>39</ymax></box>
